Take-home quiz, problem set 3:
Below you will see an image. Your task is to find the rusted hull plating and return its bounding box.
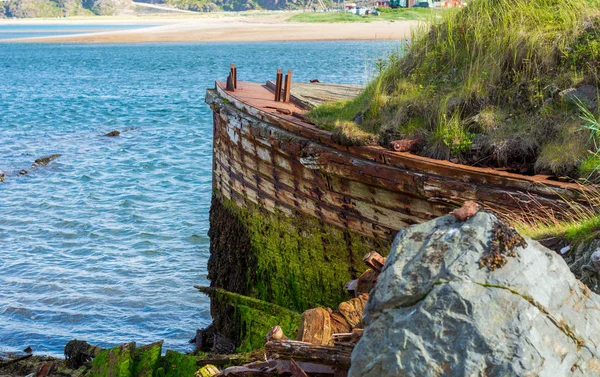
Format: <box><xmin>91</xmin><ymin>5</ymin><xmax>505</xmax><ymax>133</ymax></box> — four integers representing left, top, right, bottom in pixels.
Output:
<box><xmin>207</xmin><ymin>81</ymin><xmax>584</xmax><ymax>240</ymax></box>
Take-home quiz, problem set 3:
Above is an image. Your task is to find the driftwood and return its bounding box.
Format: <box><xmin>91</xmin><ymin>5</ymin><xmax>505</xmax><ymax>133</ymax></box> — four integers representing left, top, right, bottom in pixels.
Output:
<box><xmin>362</xmin><ymin>252</ymin><xmax>386</xmax><ymax>273</ymax></box>
<box><xmin>355</xmin><ymin>269</ymin><xmax>378</xmax><ymax>295</ymax></box>
<box><xmin>217</xmin><ymin>365</ymin><xmax>277</xmax><ymax>376</ymax></box>
<box><xmin>0</xmin><ymin>354</ymin><xmax>32</xmax><ymax>368</ymax></box>
<box><xmin>35</xmin><ymin>362</ymin><xmax>56</xmax><ymax>377</ymax></box>
<box><xmin>265</xmin><ymin>325</ymin><xmax>289</xmax><ymax>342</ymax></box>
<box><xmin>337</xmin><ymin>295</ymin><xmax>367</xmax><ymax>329</ymax></box>
<box><xmin>265</xmin><ymin>340</ymin><xmax>352</xmax><ymax>369</ymax></box>
<box><xmin>297</xmin><ymin>307</ymin><xmax>332</xmax><ymax>345</ymax></box>
<box><xmin>289</xmin><ymin>359</ymin><xmax>309</xmax><ymax>377</ymax></box>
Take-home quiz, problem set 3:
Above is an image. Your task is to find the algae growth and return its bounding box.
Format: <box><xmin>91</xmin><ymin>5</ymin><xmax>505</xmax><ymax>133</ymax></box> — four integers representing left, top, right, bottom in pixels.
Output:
<box><xmin>209</xmin><ymin>193</ymin><xmax>390</xmax><ymax>312</ymax></box>
<box><xmin>207</xmin><ymin>193</ymin><xmax>391</xmax><ymax>350</ymax></box>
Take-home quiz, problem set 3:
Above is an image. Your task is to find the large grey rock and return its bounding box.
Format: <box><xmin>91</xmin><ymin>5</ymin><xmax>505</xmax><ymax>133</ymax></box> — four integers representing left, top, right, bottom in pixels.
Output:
<box><xmin>349</xmin><ymin>212</ymin><xmax>600</xmax><ymax>377</ymax></box>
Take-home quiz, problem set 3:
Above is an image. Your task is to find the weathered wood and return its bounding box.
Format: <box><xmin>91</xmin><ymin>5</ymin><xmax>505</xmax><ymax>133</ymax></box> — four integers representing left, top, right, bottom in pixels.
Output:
<box><xmin>337</xmin><ymin>294</ymin><xmax>368</xmax><ymax>329</ymax></box>
<box><xmin>210</xmin><ymin>82</ymin><xmax>583</xmax><ymax>199</ymax></box>
<box><xmin>0</xmin><ymin>354</ymin><xmax>32</xmax><ymax>368</ymax></box>
<box><xmin>356</xmin><ymin>269</ymin><xmax>378</xmax><ymax>295</ymax></box>
<box><xmin>297</xmin><ymin>307</ymin><xmax>332</xmax><ymax>345</ymax></box>
<box><xmin>265</xmin><ymin>340</ymin><xmax>352</xmax><ymax>369</ymax></box>
<box><xmin>362</xmin><ymin>252</ymin><xmax>386</xmax><ymax>272</ymax></box>
<box><xmin>274</xmin><ymin>360</ymin><xmax>335</xmax><ymax>375</ymax></box>
<box><xmin>208</xmin><ymin>81</ymin><xmax>590</xmax><ymax>251</ymax></box>
<box><xmin>266</xmin><ymin>326</ymin><xmax>289</xmax><ymax>342</ymax></box>
<box><xmin>351</xmin><ymin>328</ymin><xmax>363</xmax><ymax>342</ymax></box>
<box><xmin>197</xmin><ymin>364</ymin><xmax>221</xmax><ymax>377</ymax></box>
<box><xmin>265</xmin><ymin>80</ymin><xmax>364</xmax><ymax>109</ymax></box>
<box><xmin>217</xmin><ymin>366</ymin><xmax>277</xmax><ymax>376</ymax></box>
<box><xmin>330</xmin><ymin>311</ymin><xmax>352</xmax><ymax>335</ymax></box>
<box><xmin>289</xmin><ymin>359</ymin><xmax>309</xmax><ymax>377</ymax></box>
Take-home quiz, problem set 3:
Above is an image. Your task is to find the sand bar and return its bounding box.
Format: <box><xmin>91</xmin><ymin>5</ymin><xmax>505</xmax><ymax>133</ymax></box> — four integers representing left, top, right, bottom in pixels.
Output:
<box><xmin>0</xmin><ymin>13</ymin><xmax>419</xmax><ymax>43</ymax></box>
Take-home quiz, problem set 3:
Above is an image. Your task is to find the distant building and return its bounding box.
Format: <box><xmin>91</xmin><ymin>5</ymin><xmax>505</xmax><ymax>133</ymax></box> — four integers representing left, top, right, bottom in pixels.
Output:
<box><xmin>376</xmin><ymin>0</ymin><xmax>390</xmax><ymax>7</ymax></box>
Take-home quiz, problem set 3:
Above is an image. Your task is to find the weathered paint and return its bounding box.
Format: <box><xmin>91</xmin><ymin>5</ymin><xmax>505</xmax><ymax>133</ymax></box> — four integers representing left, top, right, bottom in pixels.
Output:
<box><xmin>205</xmin><ymin>80</ymin><xmax>586</xmax><ymax>349</ymax></box>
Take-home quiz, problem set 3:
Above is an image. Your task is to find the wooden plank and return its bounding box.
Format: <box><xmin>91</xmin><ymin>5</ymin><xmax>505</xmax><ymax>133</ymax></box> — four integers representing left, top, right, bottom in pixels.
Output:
<box><xmin>214</xmin><ymin>146</ymin><xmax>411</xmax><ymax>234</ymax></box>
<box><xmin>211</xmin><ymin>83</ymin><xmax>584</xmax><ymax>197</ymax></box>
<box><xmin>265</xmin><ymin>340</ymin><xmax>352</xmax><ymax>370</ymax></box>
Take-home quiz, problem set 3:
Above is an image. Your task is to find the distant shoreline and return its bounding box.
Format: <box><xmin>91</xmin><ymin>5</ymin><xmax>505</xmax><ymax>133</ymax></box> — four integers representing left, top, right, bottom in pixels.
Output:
<box><xmin>0</xmin><ymin>12</ymin><xmax>420</xmax><ymax>43</ymax></box>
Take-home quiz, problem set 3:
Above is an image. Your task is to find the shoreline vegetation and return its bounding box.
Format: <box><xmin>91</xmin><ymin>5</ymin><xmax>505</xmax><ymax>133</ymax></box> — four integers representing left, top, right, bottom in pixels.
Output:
<box><xmin>310</xmin><ymin>0</ymin><xmax>600</xmax><ymax>181</ymax></box>
<box><xmin>307</xmin><ymin>0</ymin><xmax>600</xmax><ymax>247</ymax></box>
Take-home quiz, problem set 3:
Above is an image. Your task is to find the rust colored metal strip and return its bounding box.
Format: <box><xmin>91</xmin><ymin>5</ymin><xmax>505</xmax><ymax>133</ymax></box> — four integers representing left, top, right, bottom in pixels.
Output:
<box><xmin>283</xmin><ymin>70</ymin><xmax>292</xmax><ymax>103</ymax></box>
<box><xmin>275</xmin><ymin>68</ymin><xmax>283</xmax><ymax>102</ymax></box>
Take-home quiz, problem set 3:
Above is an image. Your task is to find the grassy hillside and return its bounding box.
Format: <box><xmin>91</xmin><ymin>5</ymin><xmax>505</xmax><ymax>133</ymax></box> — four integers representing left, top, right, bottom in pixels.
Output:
<box><xmin>1</xmin><ymin>0</ymin><xmax>131</xmax><ymax>17</ymax></box>
<box><xmin>163</xmin><ymin>0</ymin><xmax>323</xmax><ymax>11</ymax></box>
<box><xmin>310</xmin><ymin>0</ymin><xmax>600</xmax><ymax>182</ymax></box>
<box><xmin>286</xmin><ymin>8</ymin><xmax>432</xmax><ymax>22</ymax></box>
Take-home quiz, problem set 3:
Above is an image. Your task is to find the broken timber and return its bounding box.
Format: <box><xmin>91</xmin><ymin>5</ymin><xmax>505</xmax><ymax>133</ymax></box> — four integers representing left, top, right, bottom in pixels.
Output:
<box><xmin>264</xmin><ymin>340</ymin><xmax>352</xmax><ymax>370</ymax></box>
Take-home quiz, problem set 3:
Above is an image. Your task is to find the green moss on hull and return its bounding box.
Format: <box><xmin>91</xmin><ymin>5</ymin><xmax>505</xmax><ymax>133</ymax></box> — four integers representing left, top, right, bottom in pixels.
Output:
<box><xmin>88</xmin><ymin>342</ymin><xmax>135</xmax><ymax>377</ymax></box>
<box><xmin>133</xmin><ymin>341</ymin><xmax>163</xmax><ymax>377</ymax></box>
<box><xmin>200</xmin><ymin>287</ymin><xmax>302</xmax><ymax>352</ymax></box>
<box><xmin>160</xmin><ymin>351</ymin><xmax>201</xmax><ymax>377</ymax></box>
<box><xmin>207</xmin><ymin>192</ymin><xmax>391</xmax><ymax>350</ymax></box>
<box><xmin>209</xmin><ymin>193</ymin><xmax>391</xmax><ymax>313</ymax></box>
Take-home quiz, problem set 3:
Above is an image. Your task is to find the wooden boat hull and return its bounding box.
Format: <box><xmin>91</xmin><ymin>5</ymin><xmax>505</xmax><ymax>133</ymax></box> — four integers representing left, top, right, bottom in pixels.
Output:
<box><xmin>204</xmin><ymin>80</ymin><xmax>583</xmax><ymax>349</ymax></box>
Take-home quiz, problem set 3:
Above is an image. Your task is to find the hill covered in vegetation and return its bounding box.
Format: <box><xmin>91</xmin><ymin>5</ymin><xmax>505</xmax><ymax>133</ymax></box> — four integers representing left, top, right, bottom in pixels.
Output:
<box><xmin>160</xmin><ymin>0</ymin><xmax>315</xmax><ymax>12</ymax></box>
<box><xmin>0</xmin><ymin>0</ymin><xmax>133</xmax><ymax>17</ymax></box>
<box><xmin>311</xmin><ymin>0</ymin><xmax>600</xmax><ymax>183</ymax></box>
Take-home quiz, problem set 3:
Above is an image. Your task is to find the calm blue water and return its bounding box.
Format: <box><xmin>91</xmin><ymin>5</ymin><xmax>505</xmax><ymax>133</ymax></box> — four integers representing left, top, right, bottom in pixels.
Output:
<box><xmin>0</xmin><ymin>24</ymin><xmax>155</xmax><ymax>40</ymax></box>
<box><xmin>0</xmin><ymin>41</ymin><xmax>397</xmax><ymax>357</ymax></box>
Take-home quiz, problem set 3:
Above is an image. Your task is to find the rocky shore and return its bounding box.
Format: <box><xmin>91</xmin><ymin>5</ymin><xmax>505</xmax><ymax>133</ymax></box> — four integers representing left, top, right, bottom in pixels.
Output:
<box><xmin>5</xmin><ymin>204</ymin><xmax>600</xmax><ymax>376</ymax></box>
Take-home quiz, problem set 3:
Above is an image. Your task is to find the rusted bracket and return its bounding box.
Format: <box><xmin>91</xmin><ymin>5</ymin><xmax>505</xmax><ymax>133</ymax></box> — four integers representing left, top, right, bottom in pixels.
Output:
<box><xmin>226</xmin><ymin>63</ymin><xmax>237</xmax><ymax>91</ymax></box>
<box><xmin>275</xmin><ymin>68</ymin><xmax>283</xmax><ymax>102</ymax></box>
<box><xmin>283</xmin><ymin>70</ymin><xmax>292</xmax><ymax>103</ymax></box>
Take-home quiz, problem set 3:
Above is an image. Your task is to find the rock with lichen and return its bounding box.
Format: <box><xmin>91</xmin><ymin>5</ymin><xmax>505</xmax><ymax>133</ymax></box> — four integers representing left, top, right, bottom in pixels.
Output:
<box><xmin>349</xmin><ymin>211</ymin><xmax>600</xmax><ymax>377</ymax></box>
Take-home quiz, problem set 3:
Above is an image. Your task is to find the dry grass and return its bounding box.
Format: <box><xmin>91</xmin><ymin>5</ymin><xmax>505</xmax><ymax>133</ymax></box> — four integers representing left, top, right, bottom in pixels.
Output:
<box><xmin>310</xmin><ymin>0</ymin><xmax>600</xmax><ymax>180</ymax></box>
<box><xmin>512</xmin><ymin>186</ymin><xmax>600</xmax><ymax>243</ymax></box>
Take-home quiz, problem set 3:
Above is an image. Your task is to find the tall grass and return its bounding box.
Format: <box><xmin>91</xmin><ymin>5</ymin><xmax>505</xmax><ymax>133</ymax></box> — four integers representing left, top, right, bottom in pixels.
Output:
<box><xmin>512</xmin><ymin>186</ymin><xmax>600</xmax><ymax>243</ymax></box>
<box><xmin>310</xmin><ymin>0</ymin><xmax>600</xmax><ymax>176</ymax></box>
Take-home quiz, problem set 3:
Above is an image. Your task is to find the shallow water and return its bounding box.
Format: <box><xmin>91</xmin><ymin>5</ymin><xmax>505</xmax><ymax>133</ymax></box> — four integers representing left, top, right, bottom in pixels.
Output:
<box><xmin>0</xmin><ymin>41</ymin><xmax>398</xmax><ymax>357</ymax></box>
<box><xmin>0</xmin><ymin>24</ymin><xmax>155</xmax><ymax>40</ymax></box>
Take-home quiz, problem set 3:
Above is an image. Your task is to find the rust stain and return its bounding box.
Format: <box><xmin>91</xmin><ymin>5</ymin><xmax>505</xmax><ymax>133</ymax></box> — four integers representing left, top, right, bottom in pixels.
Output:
<box><xmin>207</xmin><ymin>81</ymin><xmax>589</xmax><ymax>241</ymax></box>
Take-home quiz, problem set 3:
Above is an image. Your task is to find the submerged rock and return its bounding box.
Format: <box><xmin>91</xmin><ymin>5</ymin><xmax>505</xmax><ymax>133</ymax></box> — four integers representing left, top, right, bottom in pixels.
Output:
<box><xmin>32</xmin><ymin>154</ymin><xmax>61</xmax><ymax>167</ymax></box>
<box><xmin>349</xmin><ymin>212</ymin><xmax>600</xmax><ymax>377</ymax></box>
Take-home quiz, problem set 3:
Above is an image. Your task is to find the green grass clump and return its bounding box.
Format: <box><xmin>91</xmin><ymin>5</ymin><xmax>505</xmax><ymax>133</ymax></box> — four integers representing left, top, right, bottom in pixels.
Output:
<box><xmin>311</xmin><ymin>0</ymin><xmax>600</xmax><ymax>178</ymax></box>
<box><xmin>286</xmin><ymin>8</ymin><xmax>432</xmax><ymax>23</ymax></box>
<box><xmin>332</xmin><ymin>121</ymin><xmax>380</xmax><ymax>146</ymax></box>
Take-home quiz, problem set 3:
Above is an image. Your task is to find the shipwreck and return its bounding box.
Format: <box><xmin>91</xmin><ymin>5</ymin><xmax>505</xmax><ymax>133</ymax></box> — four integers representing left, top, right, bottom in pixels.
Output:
<box><xmin>203</xmin><ymin>67</ymin><xmax>586</xmax><ymax>353</ymax></box>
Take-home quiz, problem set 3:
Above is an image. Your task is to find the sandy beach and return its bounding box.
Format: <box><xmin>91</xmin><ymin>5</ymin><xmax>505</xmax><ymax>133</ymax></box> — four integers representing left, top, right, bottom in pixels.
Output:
<box><xmin>0</xmin><ymin>12</ymin><xmax>419</xmax><ymax>43</ymax></box>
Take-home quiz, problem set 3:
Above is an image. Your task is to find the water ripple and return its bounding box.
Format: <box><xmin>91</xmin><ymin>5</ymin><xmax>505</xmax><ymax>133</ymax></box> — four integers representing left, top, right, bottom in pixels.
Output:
<box><xmin>0</xmin><ymin>40</ymin><xmax>398</xmax><ymax>356</ymax></box>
